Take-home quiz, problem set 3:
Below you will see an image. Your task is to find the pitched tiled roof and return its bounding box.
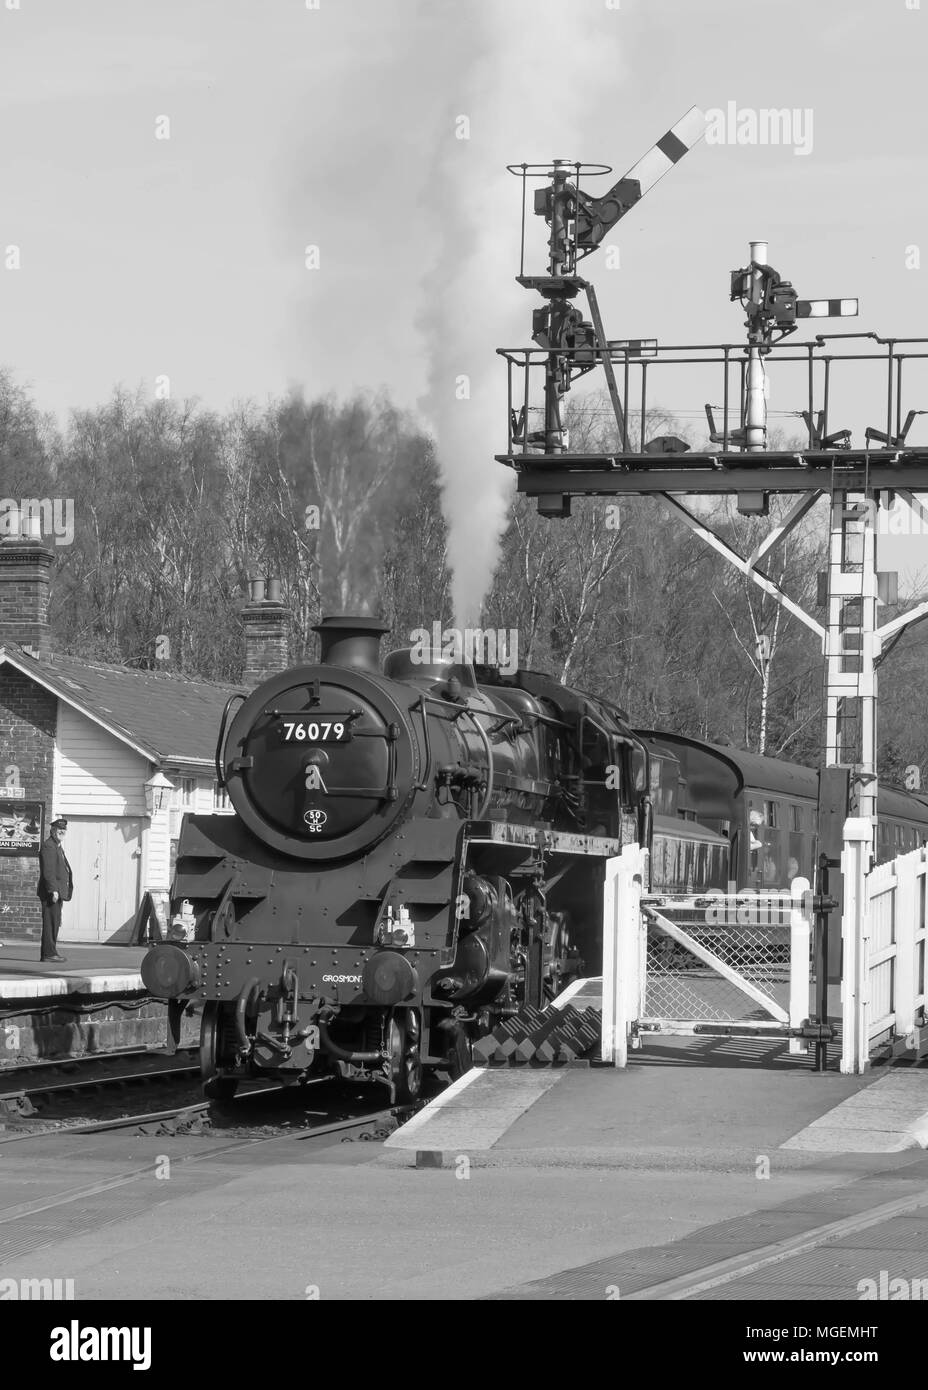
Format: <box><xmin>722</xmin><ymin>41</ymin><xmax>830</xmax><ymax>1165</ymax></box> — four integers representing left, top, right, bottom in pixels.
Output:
<box><xmin>0</xmin><ymin>646</ymin><xmax>246</xmax><ymax>766</ymax></box>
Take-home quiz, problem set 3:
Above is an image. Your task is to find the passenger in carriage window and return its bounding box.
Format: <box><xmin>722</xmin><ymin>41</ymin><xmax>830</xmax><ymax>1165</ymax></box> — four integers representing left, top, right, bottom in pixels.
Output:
<box><xmin>762</xmin><ymin>849</ymin><xmax>779</xmax><ymax>885</ymax></box>
<box><xmin>749</xmin><ymin>809</ymin><xmax>764</xmax><ymax>851</ymax></box>
<box><xmin>749</xmin><ymin>809</ymin><xmax>764</xmax><ymax>878</ymax></box>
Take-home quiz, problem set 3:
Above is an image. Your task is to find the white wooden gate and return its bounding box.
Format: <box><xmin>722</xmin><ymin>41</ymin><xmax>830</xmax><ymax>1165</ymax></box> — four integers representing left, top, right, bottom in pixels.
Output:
<box><xmin>841</xmin><ymin>821</ymin><xmax>927</xmax><ymax>1073</ymax></box>
<box><xmin>602</xmin><ymin>845</ymin><xmax>814</xmax><ymax>1064</ymax></box>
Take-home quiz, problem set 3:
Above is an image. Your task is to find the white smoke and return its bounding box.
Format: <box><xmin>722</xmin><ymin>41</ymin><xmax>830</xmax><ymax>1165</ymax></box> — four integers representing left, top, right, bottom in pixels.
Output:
<box><xmin>417</xmin><ymin>0</ymin><xmax>626</xmax><ymax>625</ymax></box>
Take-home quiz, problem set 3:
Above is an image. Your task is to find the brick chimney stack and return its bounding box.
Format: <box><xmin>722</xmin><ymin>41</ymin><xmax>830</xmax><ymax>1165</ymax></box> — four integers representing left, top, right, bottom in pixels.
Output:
<box><xmin>0</xmin><ymin>514</ymin><xmax>54</xmax><ymax>659</ymax></box>
<box><xmin>241</xmin><ymin>576</ymin><xmax>290</xmax><ymax>684</ymax></box>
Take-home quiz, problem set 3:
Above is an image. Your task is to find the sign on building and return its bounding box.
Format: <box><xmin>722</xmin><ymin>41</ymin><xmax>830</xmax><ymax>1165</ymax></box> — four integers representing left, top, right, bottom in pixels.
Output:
<box><xmin>0</xmin><ymin>801</ymin><xmax>44</xmax><ymax>854</ymax></box>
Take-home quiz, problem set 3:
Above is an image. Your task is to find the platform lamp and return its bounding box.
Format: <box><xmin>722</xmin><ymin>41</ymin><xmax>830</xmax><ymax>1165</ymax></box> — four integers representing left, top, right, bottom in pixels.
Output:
<box><xmin>144</xmin><ymin>771</ymin><xmax>173</xmax><ymax>818</ymax></box>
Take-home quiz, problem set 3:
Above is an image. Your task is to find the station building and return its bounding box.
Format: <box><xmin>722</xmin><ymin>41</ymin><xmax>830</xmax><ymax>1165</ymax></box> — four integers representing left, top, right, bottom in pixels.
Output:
<box><xmin>0</xmin><ymin>531</ymin><xmax>289</xmax><ymax>946</ymax></box>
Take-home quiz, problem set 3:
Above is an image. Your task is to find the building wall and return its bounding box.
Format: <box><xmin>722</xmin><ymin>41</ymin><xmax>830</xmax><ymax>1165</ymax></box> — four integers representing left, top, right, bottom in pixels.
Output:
<box><xmin>54</xmin><ymin>703</ymin><xmax>149</xmax><ymax>817</ymax></box>
<box><xmin>0</xmin><ymin>669</ymin><xmax>56</xmax><ymax>939</ymax></box>
<box><xmin>145</xmin><ymin>808</ymin><xmax>172</xmax><ymax>893</ymax></box>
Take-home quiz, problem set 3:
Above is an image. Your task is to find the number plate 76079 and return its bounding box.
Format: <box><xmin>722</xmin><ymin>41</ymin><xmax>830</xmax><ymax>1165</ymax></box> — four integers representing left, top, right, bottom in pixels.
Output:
<box><xmin>279</xmin><ymin>717</ymin><xmax>351</xmax><ymax>743</ymax></box>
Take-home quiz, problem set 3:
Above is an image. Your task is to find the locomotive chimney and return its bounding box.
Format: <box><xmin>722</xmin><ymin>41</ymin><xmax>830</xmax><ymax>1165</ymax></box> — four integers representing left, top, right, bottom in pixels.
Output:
<box><xmin>241</xmin><ymin>575</ymin><xmax>290</xmax><ymax>685</ymax></box>
<box><xmin>313</xmin><ymin>615</ymin><xmax>389</xmax><ymax>672</ymax></box>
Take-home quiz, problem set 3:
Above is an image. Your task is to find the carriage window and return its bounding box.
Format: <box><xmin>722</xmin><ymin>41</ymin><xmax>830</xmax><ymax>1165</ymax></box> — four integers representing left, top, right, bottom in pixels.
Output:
<box><xmin>787</xmin><ymin>833</ymin><xmax>808</xmax><ymax>882</ymax></box>
<box><xmin>748</xmin><ymin>801</ymin><xmax>783</xmax><ymax>886</ymax></box>
<box><xmin>790</xmin><ymin>804</ymin><xmax>802</xmax><ymax>832</ymax></box>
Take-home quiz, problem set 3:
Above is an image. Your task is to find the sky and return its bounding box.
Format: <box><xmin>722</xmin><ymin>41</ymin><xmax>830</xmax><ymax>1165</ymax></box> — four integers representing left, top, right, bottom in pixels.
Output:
<box><xmin>2</xmin><ymin>0</ymin><xmax>928</xmax><ymax>608</ymax></box>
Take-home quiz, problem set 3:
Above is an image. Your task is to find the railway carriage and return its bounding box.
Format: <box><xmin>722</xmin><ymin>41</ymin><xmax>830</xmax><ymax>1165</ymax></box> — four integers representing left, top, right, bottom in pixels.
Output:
<box><xmin>638</xmin><ymin>732</ymin><xmax>928</xmax><ymax>892</ymax></box>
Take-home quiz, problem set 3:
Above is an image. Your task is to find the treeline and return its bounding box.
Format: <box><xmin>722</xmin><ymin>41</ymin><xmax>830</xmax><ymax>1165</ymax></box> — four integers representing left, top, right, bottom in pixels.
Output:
<box><xmin>1</xmin><ymin>370</ymin><xmax>926</xmax><ymax>778</ymax></box>
<box><xmin>0</xmin><ymin>372</ymin><xmax>446</xmax><ymax>680</ymax></box>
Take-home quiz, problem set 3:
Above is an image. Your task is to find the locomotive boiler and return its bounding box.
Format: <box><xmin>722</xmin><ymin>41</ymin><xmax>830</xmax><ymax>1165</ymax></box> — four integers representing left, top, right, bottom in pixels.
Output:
<box><xmin>141</xmin><ymin>617</ymin><xmax>652</xmax><ymax>1101</ymax></box>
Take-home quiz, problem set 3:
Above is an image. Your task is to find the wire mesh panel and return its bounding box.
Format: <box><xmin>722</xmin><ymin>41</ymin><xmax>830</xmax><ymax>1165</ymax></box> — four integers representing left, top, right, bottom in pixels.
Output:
<box><xmin>642</xmin><ymin>895</ymin><xmax>795</xmax><ymax>1027</ymax></box>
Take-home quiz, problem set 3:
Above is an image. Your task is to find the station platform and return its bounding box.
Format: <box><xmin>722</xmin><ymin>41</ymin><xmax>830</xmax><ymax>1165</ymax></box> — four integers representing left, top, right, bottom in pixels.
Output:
<box><xmin>0</xmin><ymin>943</ymin><xmax>192</xmax><ymax>1064</ymax></box>
<box><xmin>0</xmin><ymin>943</ymin><xmax>145</xmax><ymax>1002</ymax></box>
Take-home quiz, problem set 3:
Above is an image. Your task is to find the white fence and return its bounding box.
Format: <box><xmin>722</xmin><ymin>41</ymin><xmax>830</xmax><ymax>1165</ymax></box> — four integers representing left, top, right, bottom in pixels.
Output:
<box><xmin>841</xmin><ymin>820</ymin><xmax>927</xmax><ymax>1074</ymax></box>
<box><xmin>602</xmin><ymin>825</ymin><xmax>928</xmax><ymax>1074</ymax></box>
<box><xmin>601</xmin><ymin>844</ymin><xmax>647</xmax><ymax>1065</ymax></box>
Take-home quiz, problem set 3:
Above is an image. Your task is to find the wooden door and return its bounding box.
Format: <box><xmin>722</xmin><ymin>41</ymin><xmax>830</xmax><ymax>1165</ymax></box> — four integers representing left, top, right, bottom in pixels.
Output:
<box><xmin>58</xmin><ymin>819</ymin><xmax>101</xmax><ymax>942</ymax></box>
<box><xmin>100</xmin><ymin>818</ymin><xmax>142</xmax><ymax>942</ymax></box>
<box><xmin>57</xmin><ymin>818</ymin><xmax>141</xmax><ymax>943</ymax></box>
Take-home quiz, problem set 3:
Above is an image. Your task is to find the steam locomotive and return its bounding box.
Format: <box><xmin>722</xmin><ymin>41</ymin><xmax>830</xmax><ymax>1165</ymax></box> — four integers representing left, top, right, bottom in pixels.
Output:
<box><xmin>140</xmin><ymin>615</ymin><xmax>928</xmax><ymax>1102</ymax></box>
<box><xmin>141</xmin><ymin>617</ymin><xmax>663</xmax><ymax>1101</ymax></box>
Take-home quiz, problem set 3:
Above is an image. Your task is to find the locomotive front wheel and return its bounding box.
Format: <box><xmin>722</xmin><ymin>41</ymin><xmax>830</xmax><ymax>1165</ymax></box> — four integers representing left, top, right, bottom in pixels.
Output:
<box><xmin>200</xmin><ymin>1002</ymin><xmax>239</xmax><ymax>1101</ymax></box>
<box><xmin>388</xmin><ymin>1010</ymin><xmax>422</xmax><ymax>1105</ymax></box>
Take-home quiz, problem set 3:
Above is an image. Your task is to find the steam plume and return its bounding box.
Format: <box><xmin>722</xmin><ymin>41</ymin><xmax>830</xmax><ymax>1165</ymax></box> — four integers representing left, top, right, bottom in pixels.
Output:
<box><xmin>417</xmin><ymin>0</ymin><xmax>625</xmax><ymax>624</ymax></box>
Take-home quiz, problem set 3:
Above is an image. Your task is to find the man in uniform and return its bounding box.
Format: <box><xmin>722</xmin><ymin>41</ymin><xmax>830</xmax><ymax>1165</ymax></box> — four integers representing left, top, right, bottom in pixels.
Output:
<box><xmin>37</xmin><ymin>817</ymin><xmax>72</xmax><ymax>963</ymax></box>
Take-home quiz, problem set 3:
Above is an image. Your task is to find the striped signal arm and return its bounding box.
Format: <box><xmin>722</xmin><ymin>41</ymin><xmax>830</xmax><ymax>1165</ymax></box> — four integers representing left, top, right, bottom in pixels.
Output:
<box><xmin>574</xmin><ymin>106</ymin><xmax>707</xmax><ymax>253</ymax></box>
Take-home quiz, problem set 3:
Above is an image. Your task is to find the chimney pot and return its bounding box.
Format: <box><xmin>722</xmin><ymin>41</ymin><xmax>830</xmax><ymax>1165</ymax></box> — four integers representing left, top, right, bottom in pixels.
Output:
<box><xmin>266</xmin><ymin>577</ymin><xmax>281</xmax><ymax>603</ymax></box>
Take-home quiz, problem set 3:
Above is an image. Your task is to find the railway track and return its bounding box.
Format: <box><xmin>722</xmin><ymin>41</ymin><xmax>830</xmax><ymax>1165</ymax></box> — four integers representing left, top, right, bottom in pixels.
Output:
<box><xmin>0</xmin><ymin>1091</ymin><xmax>409</xmax><ymax>1143</ymax></box>
<box><xmin>0</xmin><ymin>1043</ymin><xmax>423</xmax><ymax>1144</ymax></box>
<box><xmin>0</xmin><ymin>1046</ymin><xmax>200</xmax><ymax>1117</ymax></box>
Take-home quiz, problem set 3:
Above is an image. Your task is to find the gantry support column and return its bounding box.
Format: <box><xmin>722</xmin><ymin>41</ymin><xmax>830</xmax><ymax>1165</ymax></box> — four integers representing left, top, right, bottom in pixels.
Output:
<box><xmin>824</xmin><ymin>492</ymin><xmax>879</xmax><ymax>835</ymax></box>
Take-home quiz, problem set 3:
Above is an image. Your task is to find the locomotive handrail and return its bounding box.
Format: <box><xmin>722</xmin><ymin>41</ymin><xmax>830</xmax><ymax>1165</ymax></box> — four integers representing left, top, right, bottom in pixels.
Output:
<box><xmin>411</xmin><ymin>697</ymin><xmax>433</xmax><ymax>792</ymax></box>
<box><xmin>215</xmin><ymin>693</ymin><xmax>247</xmax><ymax>788</ymax></box>
<box><xmin>413</xmin><ymin>692</ymin><xmax>497</xmax><ymax>817</ymax></box>
<box><xmin>464</xmin><ymin>707</ymin><xmax>495</xmax><ymax>819</ymax></box>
